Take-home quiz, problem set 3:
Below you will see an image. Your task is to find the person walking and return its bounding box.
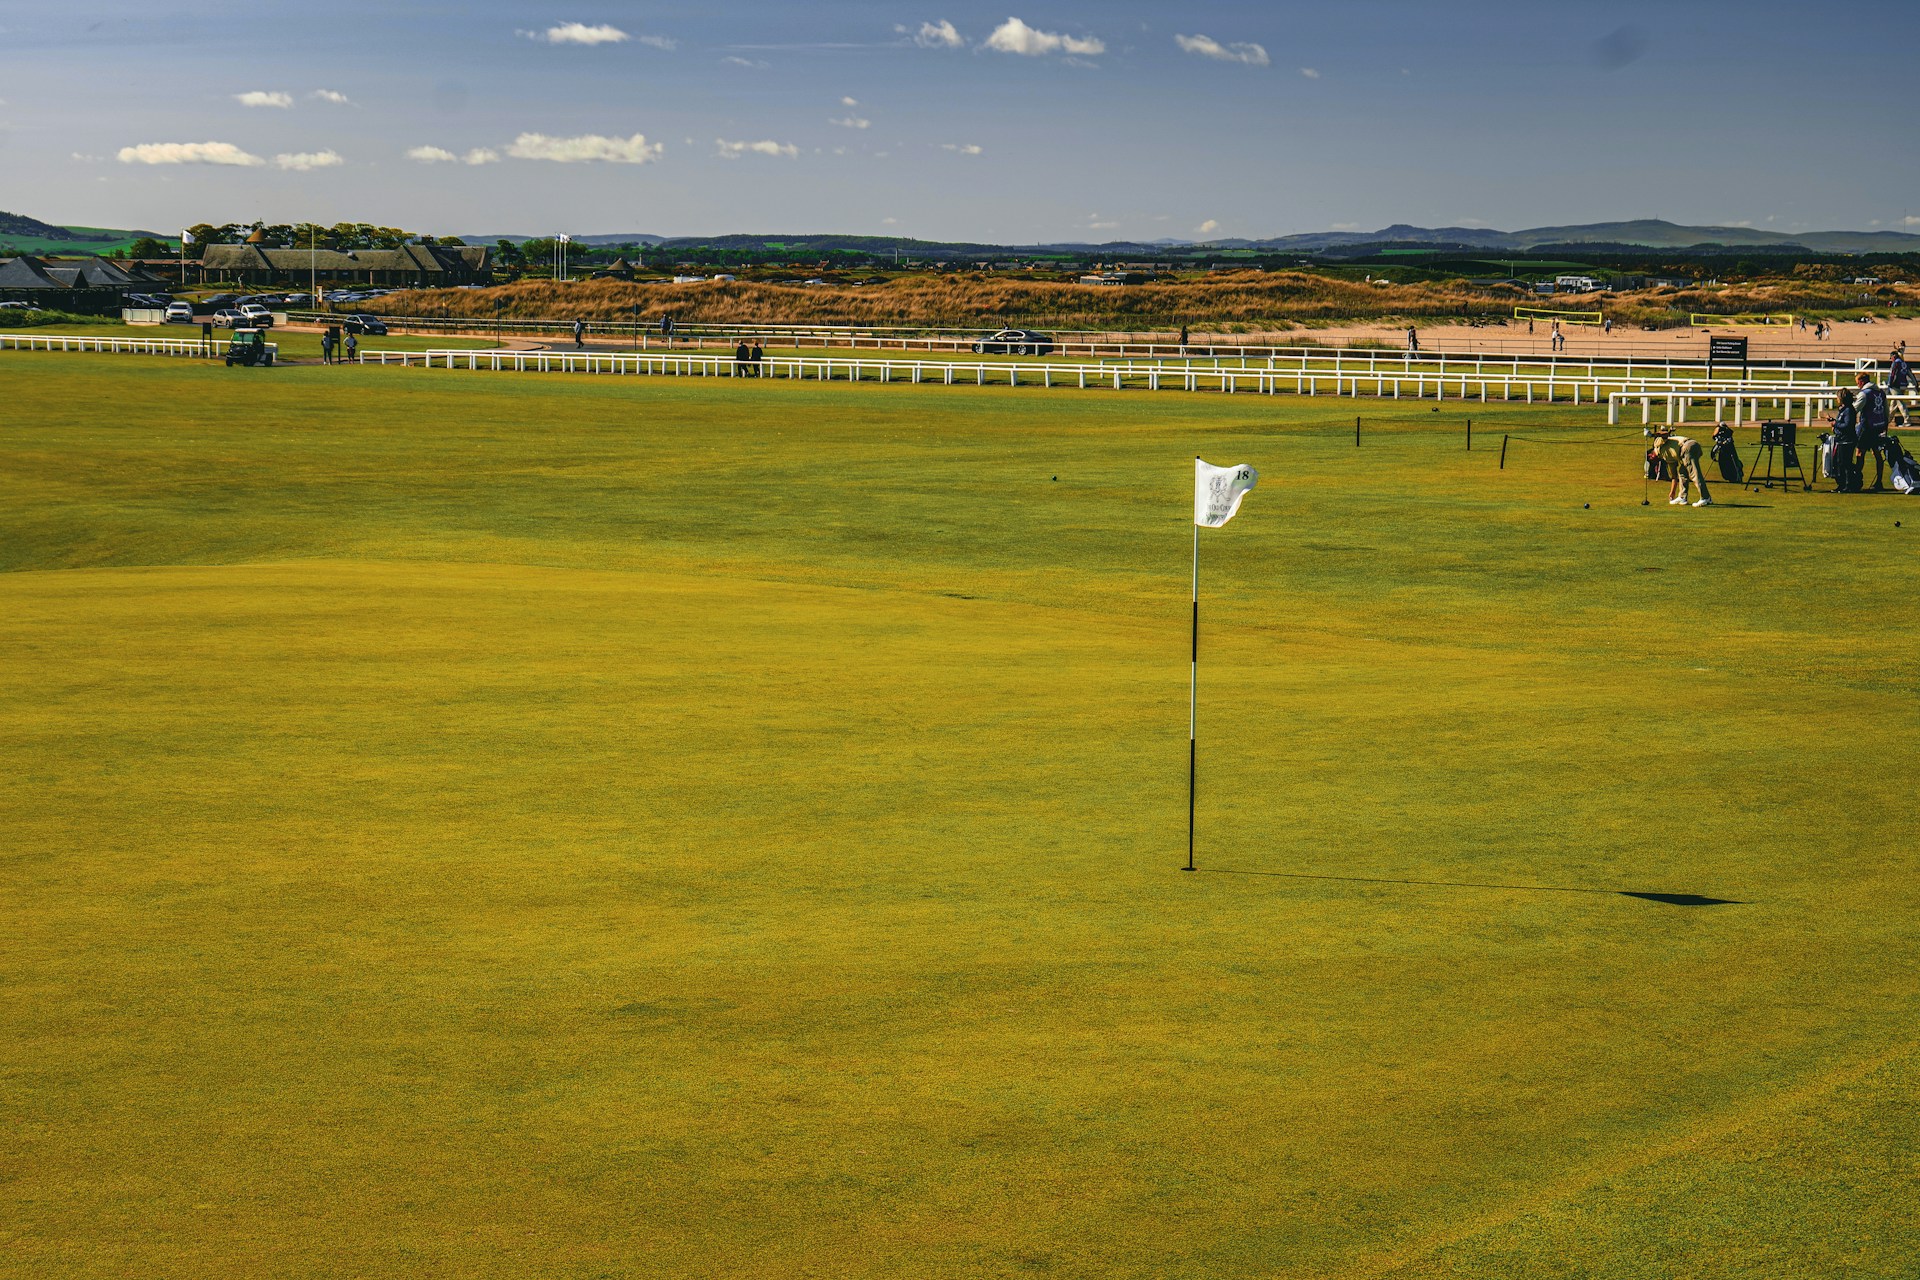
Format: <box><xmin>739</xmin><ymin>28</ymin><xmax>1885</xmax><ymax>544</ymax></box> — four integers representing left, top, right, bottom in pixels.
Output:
<box><xmin>1179</xmin><ymin>323</ymin><xmax>1190</xmax><ymax>354</ymax></box>
<box><xmin>1649</xmin><ymin>428</ymin><xmax>1714</xmax><ymax>506</ymax></box>
<box><xmin>1890</xmin><ymin>348</ymin><xmax>1913</xmax><ymax>427</ymax></box>
<box><xmin>344</xmin><ymin>330</ymin><xmax>358</xmax><ymax>364</ymax></box>
<box><xmin>751</xmin><ymin>341</ymin><xmax>766</xmax><ymax>375</ymax></box>
<box><xmin>1855</xmin><ymin>371</ymin><xmax>1891</xmax><ymax>490</ymax></box>
<box><xmin>735</xmin><ymin>341</ymin><xmax>751</xmax><ymax>376</ymax></box>
<box><xmin>1603</xmin><ymin>316</ymin><xmax>1613</xmax><ymax>336</ymax></box>
<box><xmin>319</xmin><ymin>329</ymin><xmax>334</xmax><ymax>365</ymax></box>
<box><xmin>1406</xmin><ymin>326</ymin><xmax>1419</xmax><ymax>354</ymax></box>
<box><xmin>1551</xmin><ymin>320</ymin><xmax>1564</xmax><ymax>352</ymax></box>
<box><xmin>573</xmin><ymin>318</ymin><xmax>586</xmax><ymax>349</ymax></box>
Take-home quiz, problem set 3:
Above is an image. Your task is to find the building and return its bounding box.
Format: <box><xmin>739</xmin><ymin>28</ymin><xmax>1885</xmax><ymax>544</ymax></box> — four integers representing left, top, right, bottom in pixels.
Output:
<box><xmin>0</xmin><ymin>254</ymin><xmax>172</xmax><ymax>310</ymax></box>
<box><xmin>197</xmin><ymin>243</ymin><xmax>492</xmax><ymax>288</ymax></box>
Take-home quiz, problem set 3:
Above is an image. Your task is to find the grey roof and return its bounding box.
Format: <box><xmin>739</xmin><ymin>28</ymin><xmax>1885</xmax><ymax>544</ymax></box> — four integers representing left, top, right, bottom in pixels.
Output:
<box><xmin>0</xmin><ymin>255</ymin><xmax>75</xmax><ymax>288</ymax></box>
<box><xmin>199</xmin><ymin>243</ymin><xmax>491</xmax><ymax>273</ymax></box>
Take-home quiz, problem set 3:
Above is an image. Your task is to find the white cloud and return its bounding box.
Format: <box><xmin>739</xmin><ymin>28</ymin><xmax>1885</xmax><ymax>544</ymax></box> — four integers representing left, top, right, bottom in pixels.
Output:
<box><xmin>407</xmin><ymin>145</ymin><xmax>459</xmax><ymax>163</ymax></box>
<box><xmin>523</xmin><ymin>22</ymin><xmax>629</xmax><ymax>45</ymax></box>
<box><xmin>1087</xmin><ymin>220</ymin><xmax>1119</xmax><ymax>230</ymax></box>
<box><xmin>1175</xmin><ymin>34</ymin><xmax>1269</xmax><ymax>66</ymax></box>
<box><xmin>1195</xmin><ymin>219</ymin><xmax>1219</xmax><ymax>235</ymax></box>
<box><xmin>117</xmin><ymin>140</ymin><xmax>264</xmax><ymax>166</ymax></box>
<box><xmin>234</xmin><ymin>90</ymin><xmax>293</xmax><ymax>108</ymax></box>
<box><xmin>1904</xmin><ymin>216</ymin><xmax>1920</xmax><ymax>226</ymax></box>
<box><xmin>1300</xmin><ymin>67</ymin><xmax>1321</xmax><ymax>78</ymax></box>
<box><xmin>986</xmin><ymin>17</ymin><xmax>1104</xmax><ymax>56</ymax></box>
<box><xmin>841</xmin><ymin>96</ymin><xmax>859</xmax><ymax>106</ymax></box>
<box><xmin>942</xmin><ymin>142</ymin><xmax>983</xmax><ymax>155</ymax></box>
<box><xmin>310</xmin><ymin>89</ymin><xmax>353</xmax><ymax>105</ymax></box>
<box><xmin>508</xmin><ymin>132</ymin><xmax>663</xmax><ymax>163</ymax></box>
<box><xmin>464</xmin><ymin>147</ymin><xmax>500</xmax><ymax>165</ymax></box>
<box><xmin>912</xmin><ymin>19</ymin><xmax>964</xmax><ymax>48</ymax></box>
<box><xmin>1330</xmin><ymin>222</ymin><xmax>1361</xmax><ymax>231</ymax></box>
<box><xmin>716</xmin><ymin>137</ymin><xmax>798</xmax><ymax>159</ymax></box>
<box><xmin>71</xmin><ymin>152</ymin><xmax>103</xmax><ymax>163</ymax></box>
<box><xmin>882</xmin><ymin>217</ymin><xmax>898</xmax><ymax>224</ymax></box>
<box><xmin>830</xmin><ymin>116</ymin><xmax>871</xmax><ymax>129</ymax></box>
<box><xmin>722</xmin><ymin>55</ymin><xmax>770</xmax><ymax>68</ymax></box>
<box><xmin>273</xmin><ymin>149</ymin><xmax>343</xmax><ymax>171</ymax></box>
<box><xmin>636</xmin><ymin>33</ymin><xmax>676</xmax><ymax>50</ymax></box>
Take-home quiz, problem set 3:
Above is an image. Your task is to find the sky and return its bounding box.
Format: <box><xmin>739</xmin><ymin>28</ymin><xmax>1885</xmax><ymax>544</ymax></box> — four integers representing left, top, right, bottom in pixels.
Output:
<box><xmin>3</xmin><ymin>0</ymin><xmax>1916</xmax><ymax>243</ymax></box>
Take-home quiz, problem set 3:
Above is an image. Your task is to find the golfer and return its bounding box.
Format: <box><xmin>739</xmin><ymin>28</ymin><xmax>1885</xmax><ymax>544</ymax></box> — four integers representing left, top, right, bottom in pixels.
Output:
<box><xmin>1649</xmin><ymin>428</ymin><xmax>1714</xmax><ymax>507</ymax></box>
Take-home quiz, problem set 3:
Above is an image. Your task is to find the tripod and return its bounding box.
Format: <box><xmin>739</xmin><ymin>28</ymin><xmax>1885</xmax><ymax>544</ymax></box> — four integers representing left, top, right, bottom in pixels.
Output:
<box><xmin>1746</xmin><ymin>421</ymin><xmax>1810</xmax><ymax>492</ymax></box>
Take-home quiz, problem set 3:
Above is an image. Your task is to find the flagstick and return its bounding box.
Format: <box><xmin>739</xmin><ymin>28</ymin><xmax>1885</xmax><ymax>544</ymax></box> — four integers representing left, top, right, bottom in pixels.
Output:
<box><xmin>1187</xmin><ymin>509</ymin><xmax>1199</xmax><ymax>872</ymax></box>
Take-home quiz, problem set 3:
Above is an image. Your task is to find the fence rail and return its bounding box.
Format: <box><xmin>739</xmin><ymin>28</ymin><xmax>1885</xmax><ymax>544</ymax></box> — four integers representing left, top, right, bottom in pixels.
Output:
<box><xmin>287</xmin><ymin>310</ymin><xmax>1905</xmax><ymax>365</ymax></box>
<box><xmin>361</xmin><ymin>346</ymin><xmax>1885</xmax><ymax>418</ymax></box>
<box><xmin>0</xmin><ymin>332</ymin><xmax>272</xmax><ymax>359</ymax></box>
<box><xmin>1608</xmin><ymin>388</ymin><xmax>1918</xmax><ymax>428</ymax></box>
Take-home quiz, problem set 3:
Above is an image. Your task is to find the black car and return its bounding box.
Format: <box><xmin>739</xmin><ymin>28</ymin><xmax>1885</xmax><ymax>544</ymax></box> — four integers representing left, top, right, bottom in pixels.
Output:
<box><xmin>342</xmin><ymin>313</ymin><xmax>388</xmax><ymax>336</ymax></box>
<box><xmin>971</xmin><ymin>328</ymin><xmax>1053</xmax><ymax>356</ymax></box>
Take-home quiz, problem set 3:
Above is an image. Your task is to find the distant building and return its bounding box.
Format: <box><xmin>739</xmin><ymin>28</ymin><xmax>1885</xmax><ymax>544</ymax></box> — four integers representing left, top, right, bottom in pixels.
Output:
<box><xmin>197</xmin><ymin>243</ymin><xmax>491</xmax><ymax>288</ymax></box>
<box><xmin>0</xmin><ymin>254</ymin><xmax>171</xmax><ymax>310</ymax></box>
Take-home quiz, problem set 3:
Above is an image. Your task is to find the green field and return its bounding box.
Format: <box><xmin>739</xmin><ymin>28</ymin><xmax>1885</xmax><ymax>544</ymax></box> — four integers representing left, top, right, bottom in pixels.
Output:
<box><xmin>3</xmin><ymin>355</ymin><xmax>1916</xmax><ymax>1278</ymax></box>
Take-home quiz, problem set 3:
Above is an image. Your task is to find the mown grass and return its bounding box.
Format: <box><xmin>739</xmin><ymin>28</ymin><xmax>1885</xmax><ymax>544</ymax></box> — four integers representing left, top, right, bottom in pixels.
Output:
<box><xmin>2</xmin><ymin>355</ymin><xmax>1916</xmax><ymax>1279</ymax></box>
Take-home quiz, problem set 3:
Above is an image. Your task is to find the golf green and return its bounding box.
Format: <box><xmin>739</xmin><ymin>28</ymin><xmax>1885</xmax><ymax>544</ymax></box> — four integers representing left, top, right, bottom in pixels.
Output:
<box><xmin>3</xmin><ymin>355</ymin><xmax>1915</xmax><ymax>1278</ymax></box>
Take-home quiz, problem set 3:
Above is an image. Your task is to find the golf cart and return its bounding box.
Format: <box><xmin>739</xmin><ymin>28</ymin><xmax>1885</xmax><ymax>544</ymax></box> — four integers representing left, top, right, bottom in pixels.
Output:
<box><xmin>224</xmin><ymin>328</ymin><xmax>276</xmax><ymax>367</ymax></box>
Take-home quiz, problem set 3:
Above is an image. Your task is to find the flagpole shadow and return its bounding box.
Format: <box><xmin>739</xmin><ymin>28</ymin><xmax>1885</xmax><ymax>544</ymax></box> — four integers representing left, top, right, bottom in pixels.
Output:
<box><xmin>1195</xmin><ymin>868</ymin><xmax>1740</xmax><ymax>907</ymax></box>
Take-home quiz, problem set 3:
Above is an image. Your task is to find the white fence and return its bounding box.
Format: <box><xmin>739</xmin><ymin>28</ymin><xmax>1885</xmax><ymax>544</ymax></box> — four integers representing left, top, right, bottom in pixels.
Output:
<box><xmin>0</xmin><ymin>332</ymin><xmax>272</xmax><ymax>359</ymax></box>
<box><xmin>363</xmin><ymin>346</ymin><xmax>1873</xmax><ymax>414</ymax></box>
<box><xmin>1608</xmin><ymin>388</ymin><xmax>1919</xmax><ymax>427</ymax></box>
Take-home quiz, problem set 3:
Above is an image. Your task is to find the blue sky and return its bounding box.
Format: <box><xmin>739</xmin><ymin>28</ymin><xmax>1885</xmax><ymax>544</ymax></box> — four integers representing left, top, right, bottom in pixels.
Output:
<box><xmin>3</xmin><ymin>0</ymin><xmax>1913</xmax><ymax>241</ymax></box>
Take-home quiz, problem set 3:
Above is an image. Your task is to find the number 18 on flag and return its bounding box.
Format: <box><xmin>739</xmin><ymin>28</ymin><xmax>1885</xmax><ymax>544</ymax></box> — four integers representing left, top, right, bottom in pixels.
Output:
<box><xmin>1195</xmin><ymin>458</ymin><xmax>1258</xmax><ymax>527</ymax></box>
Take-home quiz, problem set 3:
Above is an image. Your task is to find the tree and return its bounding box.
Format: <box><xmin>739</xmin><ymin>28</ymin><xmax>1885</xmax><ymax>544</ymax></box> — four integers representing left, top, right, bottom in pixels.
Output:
<box><xmin>127</xmin><ymin>237</ymin><xmax>171</xmax><ymax>259</ymax></box>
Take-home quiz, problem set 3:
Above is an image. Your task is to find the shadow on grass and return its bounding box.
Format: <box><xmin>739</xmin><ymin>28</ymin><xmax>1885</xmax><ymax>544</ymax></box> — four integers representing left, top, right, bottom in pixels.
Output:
<box><xmin>1196</xmin><ymin>868</ymin><xmax>1741</xmax><ymax>906</ymax></box>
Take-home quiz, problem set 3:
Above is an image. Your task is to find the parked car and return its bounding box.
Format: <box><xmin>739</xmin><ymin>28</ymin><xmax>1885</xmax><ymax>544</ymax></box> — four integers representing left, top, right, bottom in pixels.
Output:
<box><xmin>0</xmin><ymin>300</ymin><xmax>44</xmax><ymax>311</ymax></box>
<box><xmin>212</xmin><ymin>309</ymin><xmax>247</xmax><ymax>328</ymax></box>
<box><xmin>342</xmin><ymin>313</ymin><xmax>387</xmax><ymax>336</ymax></box>
<box><xmin>164</xmin><ymin>302</ymin><xmax>194</xmax><ymax>323</ymax></box>
<box><xmin>971</xmin><ymin>328</ymin><xmax>1054</xmax><ymax>356</ymax></box>
<box><xmin>238</xmin><ymin>304</ymin><xmax>275</xmax><ymax>327</ymax></box>
<box><xmin>281</xmin><ymin>293</ymin><xmax>312</xmax><ymax>306</ymax></box>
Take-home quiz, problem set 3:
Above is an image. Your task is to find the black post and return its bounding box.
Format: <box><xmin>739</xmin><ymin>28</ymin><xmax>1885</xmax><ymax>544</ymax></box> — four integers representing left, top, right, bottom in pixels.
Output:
<box><xmin>1500</xmin><ymin>434</ymin><xmax>1509</xmax><ymax>469</ymax></box>
<box><xmin>1187</xmin><ymin>590</ymin><xmax>1197</xmax><ymax>872</ymax></box>
<box><xmin>1467</xmin><ymin>418</ymin><xmax>1472</xmax><ymax>450</ymax></box>
<box><xmin>1355</xmin><ymin>415</ymin><xmax>1361</xmax><ymax>448</ymax></box>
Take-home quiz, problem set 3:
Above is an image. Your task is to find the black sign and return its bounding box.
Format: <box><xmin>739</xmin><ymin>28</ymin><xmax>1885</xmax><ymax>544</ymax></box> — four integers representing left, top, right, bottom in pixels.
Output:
<box><xmin>1708</xmin><ymin>336</ymin><xmax>1748</xmax><ymax>373</ymax></box>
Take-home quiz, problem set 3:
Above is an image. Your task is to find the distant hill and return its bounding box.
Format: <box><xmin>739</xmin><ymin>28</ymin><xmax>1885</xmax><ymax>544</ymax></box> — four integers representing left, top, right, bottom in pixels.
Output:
<box><xmin>0</xmin><ymin>211</ymin><xmax>173</xmax><ymax>256</ymax></box>
<box><xmin>463</xmin><ymin>219</ymin><xmax>1920</xmax><ymax>259</ymax></box>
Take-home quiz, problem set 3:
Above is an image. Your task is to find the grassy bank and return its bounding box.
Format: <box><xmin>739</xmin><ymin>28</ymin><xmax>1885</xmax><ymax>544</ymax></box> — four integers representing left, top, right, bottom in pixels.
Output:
<box><xmin>4</xmin><ymin>356</ymin><xmax>1916</xmax><ymax>1278</ymax></box>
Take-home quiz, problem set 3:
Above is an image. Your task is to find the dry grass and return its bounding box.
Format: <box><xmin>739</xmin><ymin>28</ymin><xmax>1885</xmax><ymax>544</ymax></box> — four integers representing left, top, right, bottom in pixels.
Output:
<box><xmin>379</xmin><ymin>272</ymin><xmax>1529</xmax><ymax>332</ymax></box>
<box><xmin>372</xmin><ymin>271</ymin><xmax>1918</xmax><ymax>334</ymax></box>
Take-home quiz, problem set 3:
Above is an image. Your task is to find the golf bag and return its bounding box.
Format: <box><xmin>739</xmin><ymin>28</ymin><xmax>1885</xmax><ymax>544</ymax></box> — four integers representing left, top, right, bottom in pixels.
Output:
<box><xmin>1710</xmin><ymin>425</ymin><xmax>1743</xmax><ymax>483</ymax></box>
<box><xmin>1818</xmin><ymin>433</ymin><xmax>1839</xmax><ymax>481</ymax></box>
<box><xmin>1889</xmin><ymin>435</ymin><xmax>1920</xmax><ymax>495</ymax></box>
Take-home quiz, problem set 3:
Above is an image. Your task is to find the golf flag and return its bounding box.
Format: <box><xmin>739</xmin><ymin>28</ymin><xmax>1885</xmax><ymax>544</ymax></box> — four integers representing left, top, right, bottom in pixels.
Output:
<box><xmin>1195</xmin><ymin>459</ymin><xmax>1258</xmax><ymax>527</ymax></box>
<box><xmin>181</xmin><ymin>229</ymin><xmax>194</xmax><ymax>245</ymax></box>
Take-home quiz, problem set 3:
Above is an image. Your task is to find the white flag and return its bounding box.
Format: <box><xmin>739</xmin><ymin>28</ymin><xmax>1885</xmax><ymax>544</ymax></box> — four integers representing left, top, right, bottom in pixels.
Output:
<box><xmin>181</xmin><ymin>229</ymin><xmax>194</xmax><ymax>245</ymax></box>
<box><xmin>1195</xmin><ymin>458</ymin><xmax>1257</xmax><ymax>527</ymax></box>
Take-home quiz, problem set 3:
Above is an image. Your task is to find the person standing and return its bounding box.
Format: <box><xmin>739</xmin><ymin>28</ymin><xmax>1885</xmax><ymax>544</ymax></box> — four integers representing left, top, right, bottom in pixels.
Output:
<box><xmin>1406</xmin><ymin>326</ymin><xmax>1419</xmax><ymax>353</ymax></box>
<box><xmin>320</xmin><ymin>329</ymin><xmax>334</xmax><ymax>365</ymax></box>
<box><xmin>1649</xmin><ymin>428</ymin><xmax>1714</xmax><ymax>506</ymax></box>
<box><xmin>344</xmin><ymin>330</ymin><xmax>358</xmax><ymax>364</ymax></box>
<box><xmin>1829</xmin><ymin>388</ymin><xmax>1861</xmax><ymax>492</ymax></box>
<box><xmin>1855</xmin><ymin>371</ymin><xmax>1891</xmax><ymax>490</ymax></box>
<box><xmin>1551</xmin><ymin>320</ymin><xmax>1564</xmax><ymax>352</ymax></box>
<box><xmin>1603</xmin><ymin>316</ymin><xmax>1613</xmax><ymax>336</ymax></box>
<box><xmin>1179</xmin><ymin>323</ymin><xmax>1190</xmax><ymax>354</ymax></box>
<box><xmin>751</xmin><ymin>340</ymin><xmax>766</xmax><ymax>375</ymax></box>
<box><xmin>735</xmin><ymin>341</ymin><xmax>751</xmax><ymax>376</ymax></box>
<box><xmin>573</xmin><ymin>318</ymin><xmax>586</xmax><ymax>349</ymax></box>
